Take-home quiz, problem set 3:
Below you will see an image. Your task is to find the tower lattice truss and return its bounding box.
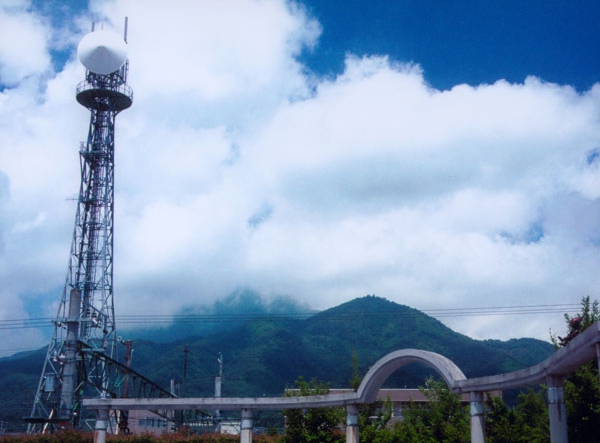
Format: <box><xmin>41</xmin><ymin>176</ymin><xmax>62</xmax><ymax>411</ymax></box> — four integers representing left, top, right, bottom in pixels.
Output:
<box><xmin>28</xmin><ymin>43</ymin><xmax>133</xmax><ymax>433</ymax></box>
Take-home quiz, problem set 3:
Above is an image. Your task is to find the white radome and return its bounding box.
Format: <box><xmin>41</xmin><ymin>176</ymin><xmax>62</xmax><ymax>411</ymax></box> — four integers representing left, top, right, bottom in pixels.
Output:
<box><xmin>78</xmin><ymin>30</ymin><xmax>128</xmax><ymax>75</ymax></box>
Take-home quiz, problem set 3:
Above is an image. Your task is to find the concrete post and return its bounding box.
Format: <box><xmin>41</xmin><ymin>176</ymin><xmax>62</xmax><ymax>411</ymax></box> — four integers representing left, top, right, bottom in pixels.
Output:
<box><xmin>469</xmin><ymin>391</ymin><xmax>485</xmax><ymax>443</ymax></box>
<box><xmin>240</xmin><ymin>408</ymin><xmax>253</xmax><ymax>443</ymax></box>
<box><xmin>346</xmin><ymin>404</ymin><xmax>359</xmax><ymax>443</ymax></box>
<box><xmin>547</xmin><ymin>375</ymin><xmax>568</xmax><ymax>443</ymax></box>
<box><xmin>214</xmin><ymin>376</ymin><xmax>222</xmax><ymax>419</ymax></box>
<box><xmin>596</xmin><ymin>343</ymin><xmax>600</xmax><ymax>381</ymax></box>
<box><xmin>93</xmin><ymin>409</ymin><xmax>108</xmax><ymax>443</ymax></box>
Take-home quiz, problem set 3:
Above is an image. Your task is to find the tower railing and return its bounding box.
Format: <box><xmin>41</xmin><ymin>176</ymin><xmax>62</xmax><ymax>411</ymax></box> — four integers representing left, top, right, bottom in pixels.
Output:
<box><xmin>76</xmin><ymin>80</ymin><xmax>133</xmax><ymax>104</ymax></box>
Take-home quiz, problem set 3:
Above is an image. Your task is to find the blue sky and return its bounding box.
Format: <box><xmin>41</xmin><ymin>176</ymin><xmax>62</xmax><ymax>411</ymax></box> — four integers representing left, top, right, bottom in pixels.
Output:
<box><xmin>300</xmin><ymin>1</ymin><xmax>600</xmax><ymax>91</ymax></box>
<box><xmin>1</xmin><ymin>0</ymin><xmax>599</xmax><ymax>355</ymax></box>
<box><xmin>23</xmin><ymin>0</ymin><xmax>600</xmax><ymax>90</ymax></box>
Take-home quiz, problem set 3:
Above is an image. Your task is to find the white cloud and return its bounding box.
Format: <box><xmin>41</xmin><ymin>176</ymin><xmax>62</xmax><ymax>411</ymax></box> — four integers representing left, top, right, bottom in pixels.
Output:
<box><xmin>0</xmin><ymin>0</ymin><xmax>52</xmax><ymax>86</ymax></box>
<box><xmin>89</xmin><ymin>0</ymin><xmax>320</xmax><ymax>131</ymax></box>
<box><xmin>1</xmin><ymin>0</ymin><xmax>599</xmax><ymax>355</ymax></box>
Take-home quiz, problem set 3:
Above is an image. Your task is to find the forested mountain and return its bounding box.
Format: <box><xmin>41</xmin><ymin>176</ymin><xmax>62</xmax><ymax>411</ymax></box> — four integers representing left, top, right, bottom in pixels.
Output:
<box><xmin>0</xmin><ymin>295</ymin><xmax>555</xmax><ymax>433</ymax></box>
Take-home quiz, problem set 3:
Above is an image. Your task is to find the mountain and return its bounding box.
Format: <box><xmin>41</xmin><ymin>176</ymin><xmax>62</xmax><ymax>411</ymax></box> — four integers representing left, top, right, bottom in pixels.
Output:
<box><xmin>0</xmin><ymin>296</ymin><xmax>555</xmax><ymax>433</ymax></box>
<box><xmin>0</xmin><ymin>347</ymin><xmax>46</xmax><ymax>434</ymax></box>
<box><xmin>119</xmin><ymin>296</ymin><xmax>554</xmax><ymax>398</ymax></box>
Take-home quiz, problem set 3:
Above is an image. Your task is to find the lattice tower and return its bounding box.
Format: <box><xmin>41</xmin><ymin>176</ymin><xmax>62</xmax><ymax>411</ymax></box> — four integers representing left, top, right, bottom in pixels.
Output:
<box><xmin>28</xmin><ymin>23</ymin><xmax>133</xmax><ymax>433</ymax></box>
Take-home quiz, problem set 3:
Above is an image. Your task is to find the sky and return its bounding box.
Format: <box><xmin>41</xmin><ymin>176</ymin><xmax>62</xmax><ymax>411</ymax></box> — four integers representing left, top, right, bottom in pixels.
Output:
<box><xmin>1</xmin><ymin>0</ymin><xmax>600</xmax><ymax>356</ymax></box>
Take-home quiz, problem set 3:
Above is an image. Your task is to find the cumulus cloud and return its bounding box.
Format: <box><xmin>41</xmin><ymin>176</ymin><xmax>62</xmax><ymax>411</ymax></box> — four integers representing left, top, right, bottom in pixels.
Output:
<box><xmin>0</xmin><ymin>0</ymin><xmax>52</xmax><ymax>86</ymax></box>
<box><xmin>1</xmin><ymin>0</ymin><xmax>599</xmax><ymax>355</ymax></box>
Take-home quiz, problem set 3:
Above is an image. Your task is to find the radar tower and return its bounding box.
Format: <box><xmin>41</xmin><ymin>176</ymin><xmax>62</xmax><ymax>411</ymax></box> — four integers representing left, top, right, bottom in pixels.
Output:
<box><xmin>28</xmin><ymin>20</ymin><xmax>133</xmax><ymax>433</ymax></box>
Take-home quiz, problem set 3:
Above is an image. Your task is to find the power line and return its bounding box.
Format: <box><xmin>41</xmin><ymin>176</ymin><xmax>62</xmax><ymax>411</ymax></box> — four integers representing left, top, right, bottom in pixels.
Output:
<box><xmin>0</xmin><ymin>318</ymin><xmax>54</xmax><ymax>330</ymax></box>
<box><xmin>0</xmin><ymin>302</ymin><xmax>579</xmax><ymax>355</ymax></box>
<box><xmin>0</xmin><ymin>302</ymin><xmax>580</xmax><ymax>330</ymax></box>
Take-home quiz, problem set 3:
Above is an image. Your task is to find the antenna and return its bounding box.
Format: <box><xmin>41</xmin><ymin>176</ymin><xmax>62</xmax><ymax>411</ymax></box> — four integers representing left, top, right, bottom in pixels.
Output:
<box><xmin>77</xmin><ymin>29</ymin><xmax>128</xmax><ymax>75</ymax></box>
<box><xmin>28</xmin><ymin>19</ymin><xmax>133</xmax><ymax>433</ymax></box>
<box><xmin>124</xmin><ymin>16</ymin><xmax>128</xmax><ymax>43</ymax></box>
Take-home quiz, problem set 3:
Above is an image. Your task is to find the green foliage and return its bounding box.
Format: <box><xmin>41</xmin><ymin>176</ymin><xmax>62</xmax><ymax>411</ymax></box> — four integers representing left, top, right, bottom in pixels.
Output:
<box><xmin>392</xmin><ymin>378</ymin><xmax>469</xmax><ymax>443</ymax></box>
<box><xmin>550</xmin><ymin>295</ymin><xmax>600</xmax><ymax>443</ymax></box>
<box><xmin>484</xmin><ymin>389</ymin><xmax>549</xmax><ymax>443</ymax></box>
<box><xmin>568</xmin><ymin>295</ymin><xmax>599</xmax><ymax>331</ymax></box>
<box><xmin>0</xmin><ymin>432</ymin><xmax>280</xmax><ymax>443</ymax></box>
<box><xmin>109</xmin><ymin>433</ymin><xmax>279</xmax><ymax>443</ymax></box>
<box><xmin>349</xmin><ymin>350</ymin><xmax>361</xmax><ymax>391</ymax></box>
<box><xmin>484</xmin><ymin>395</ymin><xmax>521</xmax><ymax>443</ymax></box>
<box><xmin>565</xmin><ymin>361</ymin><xmax>600</xmax><ymax>442</ymax></box>
<box><xmin>0</xmin><ymin>430</ymin><xmax>91</xmax><ymax>443</ymax></box>
<box><xmin>550</xmin><ymin>295</ymin><xmax>600</xmax><ymax>348</ymax></box>
<box><xmin>514</xmin><ymin>389</ymin><xmax>549</xmax><ymax>443</ymax></box>
<box><xmin>357</xmin><ymin>396</ymin><xmax>394</xmax><ymax>443</ymax></box>
<box><xmin>282</xmin><ymin>377</ymin><xmax>344</xmax><ymax>443</ymax></box>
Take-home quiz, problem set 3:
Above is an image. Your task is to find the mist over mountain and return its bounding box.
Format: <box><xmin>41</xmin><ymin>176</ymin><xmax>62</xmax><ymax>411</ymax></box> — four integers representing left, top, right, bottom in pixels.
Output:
<box><xmin>124</xmin><ymin>289</ymin><xmax>315</xmax><ymax>342</ymax></box>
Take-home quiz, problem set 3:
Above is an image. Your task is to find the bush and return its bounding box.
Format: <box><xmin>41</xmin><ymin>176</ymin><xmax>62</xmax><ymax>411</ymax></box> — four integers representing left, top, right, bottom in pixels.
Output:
<box><xmin>0</xmin><ymin>431</ymin><xmax>282</xmax><ymax>443</ymax></box>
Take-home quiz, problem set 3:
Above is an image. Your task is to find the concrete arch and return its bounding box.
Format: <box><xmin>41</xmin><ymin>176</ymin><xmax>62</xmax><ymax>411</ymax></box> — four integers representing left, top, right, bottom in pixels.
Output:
<box><xmin>357</xmin><ymin>349</ymin><xmax>467</xmax><ymax>403</ymax></box>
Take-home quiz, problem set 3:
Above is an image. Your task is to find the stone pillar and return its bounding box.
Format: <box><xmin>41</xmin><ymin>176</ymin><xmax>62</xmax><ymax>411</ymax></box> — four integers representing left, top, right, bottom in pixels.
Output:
<box><xmin>240</xmin><ymin>408</ymin><xmax>253</xmax><ymax>443</ymax></box>
<box><xmin>547</xmin><ymin>375</ymin><xmax>568</xmax><ymax>443</ymax></box>
<box><xmin>346</xmin><ymin>404</ymin><xmax>359</xmax><ymax>443</ymax></box>
<box><xmin>469</xmin><ymin>391</ymin><xmax>485</xmax><ymax>443</ymax></box>
<box><xmin>93</xmin><ymin>409</ymin><xmax>108</xmax><ymax>443</ymax></box>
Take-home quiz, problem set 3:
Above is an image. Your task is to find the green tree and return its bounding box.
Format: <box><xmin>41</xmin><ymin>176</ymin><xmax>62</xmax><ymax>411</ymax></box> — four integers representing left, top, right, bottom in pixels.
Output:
<box><xmin>282</xmin><ymin>377</ymin><xmax>344</xmax><ymax>443</ymax></box>
<box><xmin>485</xmin><ymin>395</ymin><xmax>519</xmax><ymax>443</ymax></box>
<box><xmin>484</xmin><ymin>395</ymin><xmax>520</xmax><ymax>443</ymax></box>
<box><xmin>567</xmin><ymin>295</ymin><xmax>599</xmax><ymax>331</ymax></box>
<box><xmin>484</xmin><ymin>389</ymin><xmax>549</xmax><ymax>443</ymax></box>
<box><xmin>349</xmin><ymin>350</ymin><xmax>361</xmax><ymax>391</ymax></box>
<box><xmin>514</xmin><ymin>388</ymin><xmax>549</xmax><ymax>443</ymax></box>
<box><xmin>551</xmin><ymin>295</ymin><xmax>599</xmax><ymax>347</ymax></box>
<box><xmin>394</xmin><ymin>377</ymin><xmax>469</xmax><ymax>443</ymax></box>
<box><xmin>552</xmin><ymin>295</ymin><xmax>600</xmax><ymax>443</ymax></box>
<box><xmin>565</xmin><ymin>362</ymin><xmax>600</xmax><ymax>442</ymax></box>
<box><xmin>357</xmin><ymin>395</ymin><xmax>394</xmax><ymax>443</ymax></box>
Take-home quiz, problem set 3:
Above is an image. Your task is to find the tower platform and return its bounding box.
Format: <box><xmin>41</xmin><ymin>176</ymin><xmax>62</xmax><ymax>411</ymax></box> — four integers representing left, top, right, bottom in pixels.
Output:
<box><xmin>76</xmin><ymin>80</ymin><xmax>133</xmax><ymax>111</ymax></box>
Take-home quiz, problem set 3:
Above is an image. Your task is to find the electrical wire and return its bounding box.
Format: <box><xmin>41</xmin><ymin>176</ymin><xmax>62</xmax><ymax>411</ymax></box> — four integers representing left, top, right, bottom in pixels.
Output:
<box><xmin>0</xmin><ymin>302</ymin><xmax>580</xmax><ymax>354</ymax></box>
<box><xmin>0</xmin><ymin>302</ymin><xmax>580</xmax><ymax>330</ymax></box>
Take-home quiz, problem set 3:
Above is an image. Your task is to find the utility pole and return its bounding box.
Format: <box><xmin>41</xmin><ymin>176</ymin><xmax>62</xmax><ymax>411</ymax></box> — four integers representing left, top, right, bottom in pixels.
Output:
<box><xmin>182</xmin><ymin>344</ymin><xmax>190</xmax><ymax>396</ymax></box>
<box><xmin>117</xmin><ymin>338</ymin><xmax>133</xmax><ymax>434</ymax></box>
<box><xmin>214</xmin><ymin>352</ymin><xmax>223</xmax><ymax>421</ymax></box>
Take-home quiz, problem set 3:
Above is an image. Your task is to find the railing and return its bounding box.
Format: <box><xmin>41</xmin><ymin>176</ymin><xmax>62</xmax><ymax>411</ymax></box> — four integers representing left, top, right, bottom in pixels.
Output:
<box><xmin>76</xmin><ymin>80</ymin><xmax>133</xmax><ymax>102</ymax></box>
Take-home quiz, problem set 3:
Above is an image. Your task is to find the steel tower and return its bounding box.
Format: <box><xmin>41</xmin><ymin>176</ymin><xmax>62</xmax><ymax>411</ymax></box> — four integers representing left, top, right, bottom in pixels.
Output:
<box><xmin>28</xmin><ymin>23</ymin><xmax>133</xmax><ymax>432</ymax></box>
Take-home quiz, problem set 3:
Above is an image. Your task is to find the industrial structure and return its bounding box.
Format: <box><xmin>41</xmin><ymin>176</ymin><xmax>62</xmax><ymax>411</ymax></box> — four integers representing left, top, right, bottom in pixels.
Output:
<box><xmin>27</xmin><ymin>21</ymin><xmax>171</xmax><ymax>433</ymax></box>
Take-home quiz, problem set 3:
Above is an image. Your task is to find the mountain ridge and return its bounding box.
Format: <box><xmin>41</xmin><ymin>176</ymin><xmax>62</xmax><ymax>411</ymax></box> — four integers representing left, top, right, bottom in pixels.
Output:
<box><xmin>0</xmin><ymin>295</ymin><xmax>555</xmax><ymax>433</ymax></box>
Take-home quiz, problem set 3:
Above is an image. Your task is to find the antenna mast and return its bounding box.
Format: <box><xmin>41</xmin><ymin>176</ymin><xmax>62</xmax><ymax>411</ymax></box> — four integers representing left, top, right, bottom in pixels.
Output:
<box><xmin>28</xmin><ymin>20</ymin><xmax>133</xmax><ymax>433</ymax></box>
